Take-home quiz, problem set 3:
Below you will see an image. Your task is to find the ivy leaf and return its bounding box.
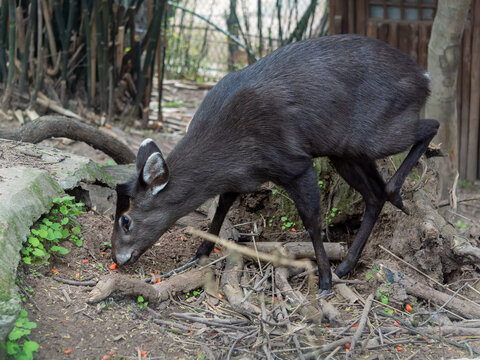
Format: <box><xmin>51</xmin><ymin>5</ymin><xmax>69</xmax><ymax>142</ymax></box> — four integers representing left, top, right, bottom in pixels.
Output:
<box><xmin>60</xmin><ymin>205</ymin><xmax>68</xmax><ymax>215</ymax></box>
<box><xmin>28</xmin><ymin>237</ymin><xmax>40</xmax><ymax>247</ymax></box>
<box><xmin>8</xmin><ymin>327</ymin><xmax>30</xmax><ymax>341</ymax></box>
<box><xmin>32</xmin><ymin>248</ymin><xmax>45</xmax><ymax>258</ymax></box>
<box><xmin>6</xmin><ymin>341</ymin><xmax>20</xmax><ymax>355</ymax></box>
<box><xmin>61</xmin><ymin>218</ymin><xmax>69</xmax><ymax>225</ymax></box>
<box><xmin>61</xmin><ymin>228</ymin><xmax>70</xmax><ymax>239</ymax></box>
<box><xmin>37</xmin><ymin>229</ymin><xmax>48</xmax><ymax>239</ymax></box>
<box><xmin>50</xmin><ymin>246</ymin><xmax>69</xmax><ymax>255</ymax></box>
<box><xmin>22</xmin><ymin>340</ymin><xmax>40</xmax><ymax>354</ymax></box>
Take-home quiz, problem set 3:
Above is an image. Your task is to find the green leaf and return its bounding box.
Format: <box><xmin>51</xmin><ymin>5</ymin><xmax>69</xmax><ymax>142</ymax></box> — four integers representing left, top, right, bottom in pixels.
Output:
<box><xmin>52</xmin><ymin>197</ymin><xmax>62</xmax><ymax>204</ymax></box>
<box><xmin>8</xmin><ymin>327</ymin><xmax>30</xmax><ymax>341</ymax></box>
<box><xmin>37</xmin><ymin>229</ymin><xmax>48</xmax><ymax>239</ymax></box>
<box><xmin>104</xmin><ymin>241</ymin><xmax>112</xmax><ymax>248</ymax></box>
<box><xmin>31</xmin><ymin>229</ymin><xmax>39</xmax><ymax>236</ymax></box>
<box><xmin>61</xmin><ymin>217</ymin><xmax>69</xmax><ymax>225</ymax></box>
<box><xmin>53</xmin><ymin>230</ymin><xmax>63</xmax><ymax>239</ymax></box>
<box><xmin>28</xmin><ymin>237</ymin><xmax>40</xmax><ymax>247</ymax></box>
<box><xmin>32</xmin><ymin>248</ymin><xmax>45</xmax><ymax>258</ymax></box>
<box><xmin>43</xmin><ymin>219</ymin><xmax>52</xmax><ymax>226</ymax></box>
<box><xmin>61</xmin><ymin>228</ymin><xmax>70</xmax><ymax>238</ymax></box>
<box><xmin>281</xmin><ymin>216</ymin><xmax>288</xmax><ymax>221</ymax></box>
<box><xmin>75</xmin><ymin>238</ymin><xmax>83</xmax><ymax>247</ymax></box>
<box><xmin>22</xmin><ymin>257</ymin><xmax>32</xmax><ymax>264</ymax></box>
<box><xmin>365</xmin><ymin>273</ymin><xmax>373</xmax><ymax>280</ymax></box>
<box><xmin>72</xmin><ymin>226</ymin><xmax>81</xmax><ymax>235</ymax></box>
<box><xmin>47</xmin><ymin>228</ymin><xmax>56</xmax><ymax>241</ymax></box>
<box><xmin>6</xmin><ymin>341</ymin><xmax>20</xmax><ymax>355</ymax></box>
<box><xmin>137</xmin><ymin>296</ymin><xmax>144</xmax><ymax>303</ymax></box>
<box><xmin>60</xmin><ymin>205</ymin><xmax>68</xmax><ymax>215</ymax></box>
<box><xmin>51</xmin><ymin>222</ymin><xmax>61</xmax><ymax>230</ymax></box>
<box><xmin>271</xmin><ymin>189</ymin><xmax>278</xmax><ymax>195</ymax></box>
<box><xmin>50</xmin><ymin>246</ymin><xmax>69</xmax><ymax>255</ymax></box>
<box><xmin>381</xmin><ymin>296</ymin><xmax>389</xmax><ymax>305</ymax></box>
<box><xmin>23</xmin><ymin>340</ymin><xmax>40</xmax><ymax>354</ymax></box>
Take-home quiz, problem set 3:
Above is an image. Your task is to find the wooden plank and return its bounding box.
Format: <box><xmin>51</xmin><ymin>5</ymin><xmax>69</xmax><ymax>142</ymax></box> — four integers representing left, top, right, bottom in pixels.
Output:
<box><xmin>366</xmin><ymin>20</ymin><xmax>377</xmax><ymax>38</ymax></box>
<box><xmin>348</xmin><ymin>0</ymin><xmax>355</xmax><ymax>33</ymax></box>
<box><xmin>337</xmin><ymin>0</ymin><xmax>347</xmax><ymax>33</ymax></box>
<box><xmin>418</xmin><ymin>23</ymin><xmax>431</xmax><ymax>69</ymax></box>
<box><xmin>329</xmin><ymin>0</ymin><xmax>337</xmax><ymax>35</ymax></box>
<box><xmin>408</xmin><ymin>22</ymin><xmax>419</xmax><ymax>61</ymax></box>
<box><xmin>378</xmin><ymin>22</ymin><xmax>390</xmax><ymax>43</ymax></box>
<box><xmin>388</xmin><ymin>21</ymin><xmax>398</xmax><ymax>47</ymax></box>
<box><xmin>356</xmin><ymin>0</ymin><xmax>367</xmax><ymax>35</ymax></box>
<box><xmin>467</xmin><ymin>0</ymin><xmax>480</xmax><ymax>180</ymax></box>
<box><xmin>334</xmin><ymin>15</ymin><xmax>343</xmax><ymax>35</ymax></box>
<box><xmin>398</xmin><ymin>22</ymin><xmax>411</xmax><ymax>55</ymax></box>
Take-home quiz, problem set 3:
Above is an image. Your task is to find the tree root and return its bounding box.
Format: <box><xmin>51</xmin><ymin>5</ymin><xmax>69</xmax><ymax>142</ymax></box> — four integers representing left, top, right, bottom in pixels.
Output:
<box><xmin>87</xmin><ymin>269</ymin><xmax>205</xmax><ymax>303</ymax></box>
<box><xmin>0</xmin><ymin>115</ymin><xmax>135</xmax><ymax>164</ymax></box>
<box><xmin>384</xmin><ymin>266</ymin><xmax>480</xmax><ymax>319</ymax></box>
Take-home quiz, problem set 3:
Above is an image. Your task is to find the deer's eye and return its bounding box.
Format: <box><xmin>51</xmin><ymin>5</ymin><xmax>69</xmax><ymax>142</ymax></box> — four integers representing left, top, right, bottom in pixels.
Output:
<box><xmin>120</xmin><ymin>215</ymin><xmax>132</xmax><ymax>232</ymax></box>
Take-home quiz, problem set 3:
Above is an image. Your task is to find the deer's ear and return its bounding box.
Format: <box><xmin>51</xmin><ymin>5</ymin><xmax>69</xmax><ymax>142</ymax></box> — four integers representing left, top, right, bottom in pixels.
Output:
<box><xmin>141</xmin><ymin>152</ymin><xmax>169</xmax><ymax>195</ymax></box>
<box><xmin>136</xmin><ymin>138</ymin><xmax>162</xmax><ymax>175</ymax></box>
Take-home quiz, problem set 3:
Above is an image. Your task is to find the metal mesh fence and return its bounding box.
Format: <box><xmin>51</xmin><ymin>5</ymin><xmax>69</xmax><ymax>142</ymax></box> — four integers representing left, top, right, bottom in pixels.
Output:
<box><xmin>164</xmin><ymin>0</ymin><xmax>328</xmax><ymax>81</ymax></box>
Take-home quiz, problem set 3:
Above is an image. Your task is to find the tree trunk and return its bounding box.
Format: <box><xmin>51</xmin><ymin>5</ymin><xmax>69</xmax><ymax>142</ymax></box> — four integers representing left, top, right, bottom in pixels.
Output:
<box><xmin>226</xmin><ymin>0</ymin><xmax>239</xmax><ymax>72</ymax></box>
<box><xmin>425</xmin><ymin>0</ymin><xmax>471</xmax><ymax>199</ymax></box>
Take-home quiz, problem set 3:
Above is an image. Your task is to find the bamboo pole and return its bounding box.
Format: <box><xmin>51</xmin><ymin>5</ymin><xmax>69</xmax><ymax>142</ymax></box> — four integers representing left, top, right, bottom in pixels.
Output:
<box><xmin>19</xmin><ymin>0</ymin><xmax>37</xmax><ymax>94</ymax></box>
<box><xmin>0</xmin><ymin>1</ymin><xmax>8</xmax><ymax>82</ymax></box>
<box><xmin>31</xmin><ymin>0</ymin><xmax>44</xmax><ymax>106</ymax></box>
<box><xmin>2</xmin><ymin>0</ymin><xmax>16</xmax><ymax>107</ymax></box>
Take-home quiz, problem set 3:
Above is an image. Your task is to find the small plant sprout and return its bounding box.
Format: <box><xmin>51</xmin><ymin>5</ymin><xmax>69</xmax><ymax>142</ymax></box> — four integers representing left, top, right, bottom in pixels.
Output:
<box><xmin>21</xmin><ymin>195</ymin><xmax>85</xmax><ymax>265</ymax></box>
<box><xmin>326</xmin><ymin>207</ymin><xmax>341</xmax><ymax>227</ymax></box>
<box><xmin>280</xmin><ymin>216</ymin><xmax>295</xmax><ymax>231</ymax></box>
<box><xmin>6</xmin><ymin>309</ymin><xmax>39</xmax><ymax>359</ymax></box>
<box><xmin>137</xmin><ymin>296</ymin><xmax>148</xmax><ymax>309</ymax></box>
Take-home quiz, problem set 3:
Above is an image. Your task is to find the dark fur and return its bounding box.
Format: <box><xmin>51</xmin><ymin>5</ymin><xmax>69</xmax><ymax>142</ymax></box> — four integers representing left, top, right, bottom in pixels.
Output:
<box><xmin>112</xmin><ymin>34</ymin><xmax>439</xmax><ymax>291</ymax></box>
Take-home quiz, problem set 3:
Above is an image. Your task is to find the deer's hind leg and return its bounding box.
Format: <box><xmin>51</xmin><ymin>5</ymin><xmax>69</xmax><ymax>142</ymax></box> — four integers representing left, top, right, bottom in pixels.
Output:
<box><xmin>385</xmin><ymin>119</ymin><xmax>439</xmax><ymax>202</ymax></box>
<box><xmin>329</xmin><ymin>158</ymin><xmax>387</xmax><ymax>278</ymax></box>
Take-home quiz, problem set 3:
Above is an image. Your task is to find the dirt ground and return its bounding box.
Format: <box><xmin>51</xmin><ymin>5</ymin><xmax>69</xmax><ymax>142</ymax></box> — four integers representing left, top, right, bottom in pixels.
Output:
<box><xmin>4</xmin><ymin>81</ymin><xmax>480</xmax><ymax>359</ymax></box>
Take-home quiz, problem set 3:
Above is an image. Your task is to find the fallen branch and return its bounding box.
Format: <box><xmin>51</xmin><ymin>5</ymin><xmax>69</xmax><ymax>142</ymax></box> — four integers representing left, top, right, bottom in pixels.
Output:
<box><xmin>243</xmin><ymin>241</ymin><xmax>347</xmax><ymax>261</ymax></box>
<box><xmin>384</xmin><ymin>267</ymin><xmax>480</xmax><ymax>319</ymax></box>
<box><xmin>87</xmin><ymin>269</ymin><xmax>204</xmax><ymax>303</ymax></box>
<box><xmin>0</xmin><ymin>115</ymin><xmax>135</xmax><ymax>164</ymax></box>
<box><xmin>221</xmin><ymin>252</ymin><xmax>261</xmax><ymax>315</ymax></box>
<box><xmin>52</xmin><ymin>275</ymin><xmax>97</xmax><ymax>287</ymax></box>
<box><xmin>377</xmin><ymin>309</ymin><xmax>480</xmax><ymax>355</ymax></box>
<box><xmin>185</xmin><ymin>227</ymin><xmax>315</xmax><ymax>273</ymax></box>
<box><xmin>275</xmin><ymin>267</ymin><xmax>326</xmax><ymax>325</ymax></box>
<box><xmin>347</xmin><ymin>294</ymin><xmax>374</xmax><ymax>358</ymax></box>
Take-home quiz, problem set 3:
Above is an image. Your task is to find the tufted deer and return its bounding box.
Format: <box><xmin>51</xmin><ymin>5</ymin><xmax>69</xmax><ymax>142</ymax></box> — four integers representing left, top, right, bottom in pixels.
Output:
<box><xmin>111</xmin><ymin>34</ymin><xmax>439</xmax><ymax>295</ymax></box>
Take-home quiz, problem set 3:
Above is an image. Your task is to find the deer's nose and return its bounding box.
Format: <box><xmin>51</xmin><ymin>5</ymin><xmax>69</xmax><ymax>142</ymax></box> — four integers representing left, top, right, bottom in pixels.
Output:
<box><xmin>113</xmin><ymin>252</ymin><xmax>132</xmax><ymax>265</ymax></box>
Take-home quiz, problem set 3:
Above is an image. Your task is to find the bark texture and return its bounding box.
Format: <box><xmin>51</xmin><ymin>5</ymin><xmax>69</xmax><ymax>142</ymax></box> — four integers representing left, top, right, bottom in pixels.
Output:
<box><xmin>425</xmin><ymin>0</ymin><xmax>471</xmax><ymax>197</ymax></box>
